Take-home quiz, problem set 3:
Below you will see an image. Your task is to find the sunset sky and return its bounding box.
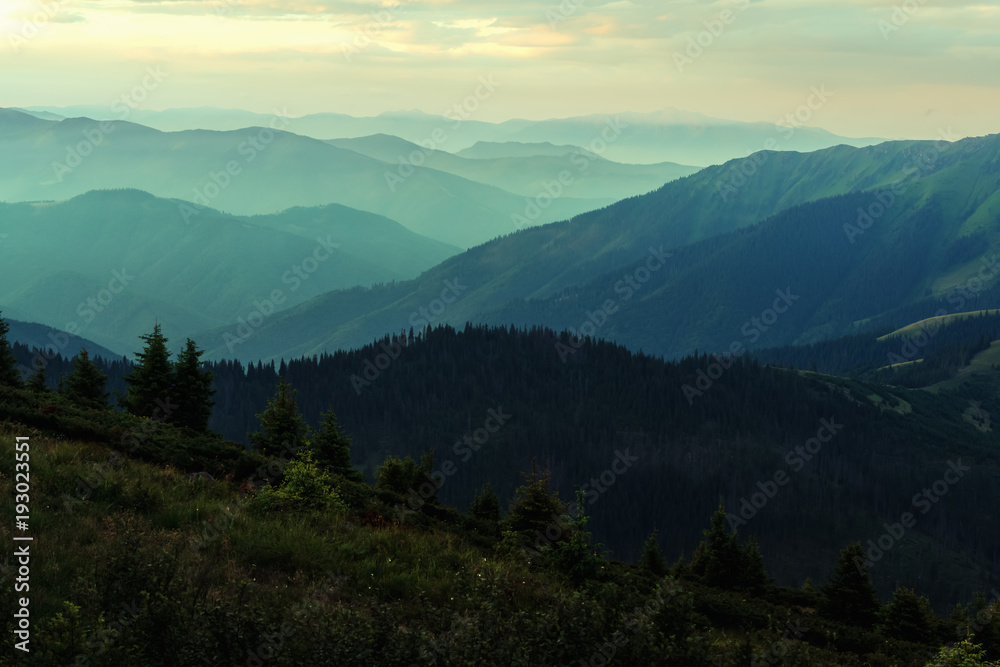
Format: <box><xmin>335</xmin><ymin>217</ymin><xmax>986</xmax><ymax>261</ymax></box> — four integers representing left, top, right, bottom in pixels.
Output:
<box><xmin>2</xmin><ymin>0</ymin><xmax>999</xmax><ymax>139</ymax></box>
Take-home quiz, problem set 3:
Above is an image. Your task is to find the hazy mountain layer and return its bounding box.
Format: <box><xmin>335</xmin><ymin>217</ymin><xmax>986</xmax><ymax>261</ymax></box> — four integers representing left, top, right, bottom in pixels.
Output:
<box><xmin>0</xmin><ymin>108</ymin><xmax>611</xmax><ymax>248</ymax></box>
<box><xmin>20</xmin><ymin>105</ymin><xmax>883</xmax><ymax>166</ymax></box>
<box><xmin>0</xmin><ymin>190</ymin><xmax>460</xmax><ymax>355</ymax></box>
<box><xmin>327</xmin><ymin>134</ymin><xmax>699</xmax><ymax>201</ymax></box>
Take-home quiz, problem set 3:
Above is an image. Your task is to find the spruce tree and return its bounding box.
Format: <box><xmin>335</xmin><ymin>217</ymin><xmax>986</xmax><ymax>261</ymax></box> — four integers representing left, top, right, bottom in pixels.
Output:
<box><xmin>122</xmin><ymin>324</ymin><xmax>175</xmax><ymax>419</ymax></box>
<box><xmin>880</xmin><ymin>586</ymin><xmax>936</xmax><ymax>643</ymax></box>
<box><xmin>173</xmin><ymin>338</ymin><xmax>215</xmax><ymax>432</ymax></box>
<box><xmin>26</xmin><ymin>359</ymin><xmax>49</xmax><ymax>394</ymax></box>
<box><xmin>250</xmin><ymin>377</ymin><xmax>307</xmax><ymax>457</ymax></box>
<box><xmin>820</xmin><ymin>542</ymin><xmax>882</xmax><ymax>627</ymax></box>
<box><xmin>504</xmin><ymin>465</ymin><xmax>566</xmax><ymax>544</ymax></box>
<box><xmin>470</xmin><ymin>482</ymin><xmax>502</xmax><ymax>523</ymax></box>
<box><xmin>0</xmin><ymin>311</ymin><xmax>23</xmax><ymax>387</ymax></box>
<box><xmin>690</xmin><ymin>504</ymin><xmax>744</xmax><ymax>588</ymax></box>
<box><xmin>307</xmin><ymin>408</ymin><xmax>362</xmax><ymax>481</ymax></box>
<box><xmin>690</xmin><ymin>504</ymin><xmax>769</xmax><ymax>592</ymax></box>
<box><xmin>640</xmin><ymin>528</ymin><xmax>668</xmax><ymax>578</ymax></box>
<box><xmin>60</xmin><ymin>349</ymin><xmax>109</xmax><ymax>409</ymax></box>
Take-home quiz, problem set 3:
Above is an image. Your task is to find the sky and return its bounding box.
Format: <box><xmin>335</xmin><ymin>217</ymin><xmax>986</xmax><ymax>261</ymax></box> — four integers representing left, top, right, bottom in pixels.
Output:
<box><xmin>2</xmin><ymin>0</ymin><xmax>999</xmax><ymax>140</ymax></box>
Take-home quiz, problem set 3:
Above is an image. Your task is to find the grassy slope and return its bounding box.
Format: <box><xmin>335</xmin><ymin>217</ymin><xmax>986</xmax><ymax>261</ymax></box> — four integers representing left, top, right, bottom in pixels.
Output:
<box><xmin>0</xmin><ymin>415</ymin><xmax>979</xmax><ymax>666</ymax></box>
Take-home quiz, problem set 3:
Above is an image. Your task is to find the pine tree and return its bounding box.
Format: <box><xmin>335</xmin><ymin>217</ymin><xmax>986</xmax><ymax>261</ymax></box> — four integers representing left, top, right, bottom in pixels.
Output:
<box><xmin>640</xmin><ymin>528</ymin><xmax>668</xmax><ymax>578</ymax></box>
<box><xmin>173</xmin><ymin>338</ymin><xmax>215</xmax><ymax>432</ymax></box>
<box><xmin>250</xmin><ymin>377</ymin><xmax>307</xmax><ymax>457</ymax></box>
<box><xmin>741</xmin><ymin>538</ymin><xmax>770</xmax><ymax>593</ymax></box>
<box><xmin>469</xmin><ymin>482</ymin><xmax>501</xmax><ymax>523</ymax></box>
<box><xmin>307</xmin><ymin>408</ymin><xmax>362</xmax><ymax>481</ymax></box>
<box><xmin>60</xmin><ymin>349</ymin><xmax>109</xmax><ymax>409</ymax></box>
<box><xmin>122</xmin><ymin>324</ymin><xmax>175</xmax><ymax>419</ymax></box>
<box><xmin>690</xmin><ymin>503</ymin><xmax>744</xmax><ymax>588</ymax></box>
<box><xmin>880</xmin><ymin>586</ymin><xmax>936</xmax><ymax>643</ymax></box>
<box><xmin>504</xmin><ymin>465</ymin><xmax>567</xmax><ymax>546</ymax></box>
<box><xmin>690</xmin><ymin>503</ymin><xmax>769</xmax><ymax>592</ymax></box>
<box><xmin>26</xmin><ymin>360</ymin><xmax>49</xmax><ymax>394</ymax></box>
<box><xmin>820</xmin><ymin>542</ymin><xmax>882</xmax><ymax>627</ymax></box>
<box><xmin>0</xmin><ymin>311</ymin><xmax>23</xmax><ymax>387</ymax></box>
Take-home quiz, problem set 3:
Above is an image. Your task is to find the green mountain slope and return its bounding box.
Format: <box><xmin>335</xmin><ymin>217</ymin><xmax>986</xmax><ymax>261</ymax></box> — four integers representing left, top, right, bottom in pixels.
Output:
<box><xmin>198</xmin><ymin>134</ymin><xmax>999</xmax><ymax>363</ymax></box>
<box><xmin>0</xmin><ymin>190</ymin><xmax>460</xmax><ymax>356</ymax></box>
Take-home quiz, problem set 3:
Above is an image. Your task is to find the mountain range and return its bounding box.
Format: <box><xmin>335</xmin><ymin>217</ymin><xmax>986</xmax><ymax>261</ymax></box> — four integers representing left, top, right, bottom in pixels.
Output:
<box><xmin>17</xmin><ymin>105</ymin><xmax>884</xmax><ymax>166</ymax></box>
<box><xmin>189</xmin><ymin>133</ymin><xmax>1000</xmax><ymax>363</ymax></box>
<box><xmin>0</xmin><ymin>108</ymin><xmax>627</xmax><ymax>248</ymax></box>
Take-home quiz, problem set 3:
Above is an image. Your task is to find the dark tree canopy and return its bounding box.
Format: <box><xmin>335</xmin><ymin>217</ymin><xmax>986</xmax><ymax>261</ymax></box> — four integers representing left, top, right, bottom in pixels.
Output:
<box><xmin>250</xmin><ymin>376</ymin><xmax>307</xmax><ymax>457</ymax></box>
<box><xmin>820</xmin><ymin>542</ymin><xmax>883</xmax><ymax>627</ymax></box>
<box><xmin>173</xmin><ymin>338</ymin><xmax>215</xmax><ymax>433</ymax></box>
<box><xmin>0</xmin><ymin>311</ymin><xmax>23</xmax><ymax>388</ymax></box>
<box><xmin>121</xmin><ymin>324</ymin><xmax>175</xmax><ymax>420</ymax></box>
<box><xmin>60</xmin><ymin>349</ymin><xmax>109</xmax><ymax>409</ymax></box>
<box><xmin>308</xmin><ymin>407</ymin><xmax>362</xmax><ymax>481</ymax></box>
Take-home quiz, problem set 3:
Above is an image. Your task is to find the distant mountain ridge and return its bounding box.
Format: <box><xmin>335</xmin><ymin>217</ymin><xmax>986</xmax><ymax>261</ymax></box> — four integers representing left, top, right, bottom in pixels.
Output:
<box><xmin>0</xmin><ymin>108</ymin><xmax>616</xmax><ymax>248</ymax></box>
<box><xmin>326</xmin><ymin>134</ymin><xmax>698</xmax><ymax>201</ymax></box>
<box><xmin>19</xmin><ymin>105</ymin><xmax>884</xmax><ymax>166</ymax></box>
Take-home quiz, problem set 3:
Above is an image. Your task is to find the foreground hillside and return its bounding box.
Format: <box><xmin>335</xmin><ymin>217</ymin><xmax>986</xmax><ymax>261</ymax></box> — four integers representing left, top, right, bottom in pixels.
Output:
<box><xmin>2</xmin><ymin>392</ymin><xmax>999</xmax><ymax>665</ymax></box>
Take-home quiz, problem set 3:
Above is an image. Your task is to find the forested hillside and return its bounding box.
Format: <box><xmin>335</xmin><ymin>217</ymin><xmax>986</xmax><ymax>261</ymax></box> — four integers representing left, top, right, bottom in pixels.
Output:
<box><xmin>13</xmin><ymin>322</ymin><xmax>1000</xmax><ymax>612</ymax></box>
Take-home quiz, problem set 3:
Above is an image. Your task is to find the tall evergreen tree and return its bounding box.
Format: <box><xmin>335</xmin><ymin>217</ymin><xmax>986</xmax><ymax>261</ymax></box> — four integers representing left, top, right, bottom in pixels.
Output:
<box><xmin>690</xmin><ymin>503</ymin><xmax>769</xmax><ymax>592</ymax></box>
<box><xmin>640</xmin><ymin>528</ymin><xmax>668</xmax><ymax>578</ymax></box>
<box><xmin>820</xmin><ymin>542</ymin><xmax>882</xmax><ymax>627</ymax></box>
<box><xmin>26</xmin><ymin>359</ymin><xmax>50</xmax><ymax>394</ymax></box>
<box><xmin>60</xmin><ymin>349</ymin><xmax>109</xmax><ymax>409</ymax></box>
<box><xmin>0</xmin><ymin>311</ymin><xmax>23</xmax><ymax>387</ymax></box>
<box><xmin>469</xmin><ymin>482</ymin><xmax>502</xmax><ymax>523</ymax></box>
<box><xmin>173</xmin><ymin>338</ymin><xmax>215</xmax><ymax>432</ymax></box>
<box><xmin>307</xmin><ymin>407</ymin><xmax>362</xmax><ymax>481</ymax></box>
<box><xmin>121</xmin><ymin>324</ymin><xmax>175</xmax><ymax>419</ymax></box>
<box><xmin>504</xmin><ymin>465</ymin><xmax>566</xmax><ymax>545</ymax></box>
<box><xmin>250</xmin><ymin>377</ymin><xmax>307</xmax><ymax>457</ymax></box>
<box><xmin>880</xmin><ymin>586</ymin><xmax>936</xmax><ymax>643</ymax></box>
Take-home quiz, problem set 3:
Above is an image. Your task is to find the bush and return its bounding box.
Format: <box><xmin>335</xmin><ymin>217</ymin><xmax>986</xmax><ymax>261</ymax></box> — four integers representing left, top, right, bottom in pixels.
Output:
<box><xmin>250</xmin><ymin>451</ymin><xmax>348</xmax><ymax>514</ymax></box>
